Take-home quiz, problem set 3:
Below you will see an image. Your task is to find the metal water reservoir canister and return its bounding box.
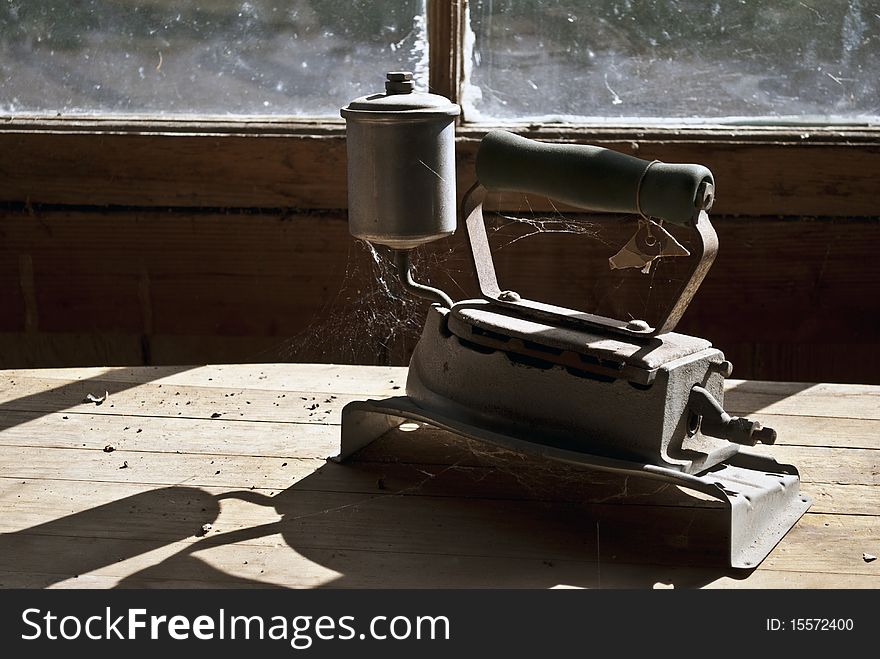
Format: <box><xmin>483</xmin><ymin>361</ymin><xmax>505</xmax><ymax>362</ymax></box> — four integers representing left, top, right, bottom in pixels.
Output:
<box><xmin>341</xmin><ymin>72</ymin><xmax>461</xmax><ymax>250</ymax></box>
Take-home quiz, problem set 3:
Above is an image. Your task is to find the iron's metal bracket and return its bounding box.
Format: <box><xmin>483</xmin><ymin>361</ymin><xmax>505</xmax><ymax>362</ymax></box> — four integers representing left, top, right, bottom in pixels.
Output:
<box><xmin>461</xmin><ymin>184</ymin><xmax>718</xmax><ymax>338</ymax></box>
<box><xmin>334</xmin><ymin>397</ymin><xmax>811</xmax><ymax>569</ymax></box>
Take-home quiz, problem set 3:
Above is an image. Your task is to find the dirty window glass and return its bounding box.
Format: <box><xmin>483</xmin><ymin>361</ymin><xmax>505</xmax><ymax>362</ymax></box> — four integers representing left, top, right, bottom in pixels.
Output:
<box><xmin>0</xmin><ymin>1</ymin><xmax>427</xmax><ymax>117</ymax></box>
<box><xmin>463</xmin><ymin>0</ymin><xmax>880</xmax><ymax>124</ymax></box>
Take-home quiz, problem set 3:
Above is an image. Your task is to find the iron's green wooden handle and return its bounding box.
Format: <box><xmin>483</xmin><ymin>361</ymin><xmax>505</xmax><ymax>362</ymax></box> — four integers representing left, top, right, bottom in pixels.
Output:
<box><xmin>475</xmin><ymin>130</ymin><xmax>714</xmax><ymax>226</ymax></box>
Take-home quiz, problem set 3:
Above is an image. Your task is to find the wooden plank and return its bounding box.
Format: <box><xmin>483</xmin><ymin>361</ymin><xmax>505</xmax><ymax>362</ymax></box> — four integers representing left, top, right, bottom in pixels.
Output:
<box><xmin>0</xmin><ymin>436</ymin><xmax>873</xmax><ymax>518</ymax></box>
<box><xmin>0</xmin><ymin>375</ymin><xmax>383</xmax><ymax>425</ymax></box>
<box><xmin>0</xmin><ymin>332</ymin><xmax>145</xmax><ymax>369</ymax></box>
<box><xmin>0</xmin><ymin>411</ymin><xmax>342</xmax><ymax>459</ymax></box>
<box><xmin>0</xmin><ymin>332</ymin><xmax>382</xmax><ymax>370</ymax></box>
<box><xmin>2</xmin><ymin>122</ymin><xmax>878</xmax><ymax>215</ymax></box>
<box><xmin>0</xmin><ymin>374</ymin><xmax>875</xmax><ymax>478</ymax></box>
<box><xmin>0</xmin><ymin>507</ymin><xmax>873</xmax><ymax>587</ymax></box>
<box><xmin>13</xmin><ymin>569</ymin><xmax>873</xmax><ymax>590</ymax></box>
<box><xmin>800</xmin><ymin>483</ymin><xmax>880</xmax><ymax>517</ymax></box>
<box><xmin>702</xmin><ymin>571</ymin><xmax>880</xmax><ymax>589</ymax></box>
<box><xmin>724</xmin><ymin>386</ymin><xmax>880</xmax><ymax>421</ymax></box>
<box><xmin>2</xmin><ymin>562</ymin><xmax>877</xmax><ymax>590</ymax></box>
<box><xmin>759</xmin><ymin>513</ymin><xmax>879</xmax><ymax>575</ymax></box>
<box><xmin>0</xmin><ymin>462</ymin><xmax>875</xmax><ymax>573</ymax></box>
<box><xmin>456</xmin><ymin>131</ymin><xmax>880</xmax><ymax>217</ymax></box>
<box><xmin>727</xmin><ymin>380</ymin><xmax>880</xmax><ymax>398</ymax></box>
<box><xmin>705</xmin><ymin>413</ymin><xmax>879</xmax><ymax>450</ymax></box>
<box><xmin>765</xmin><ymin>446</ymin><xmax>879</xmax><ymax>485</ymax></box>
<box><xmin>0</xmin><ymin>445</ymin><xmax>322</xmax><ymax>491</ymax></box>
<box><xmin>428</xmin><ymin>0</ymin><xmax>464</xmax><ymax>103</ymax></box>
<box><xmin>0</xmin><ymin>364</ymin><xmax>880</xmax><ymax>430</ymax></box>
<box><xmin>358</xmin><ymin>426</ymin><xmax>877</xmax><ymax>486</ymax></box>
<box><xmin>0</xmin><ymin>480</ymin><xmax>233</xmax><ymax>539</ymax></box>
<box><xmin>3</xmin><ymin>397</ymin><xmax>875</xmax><ymax>452</ymax></box>
<box><xmin>0</xmin><ymin>364</ymin><xmax>407</xmax><ymax>397</ymax></box>
<box><xmin>0</xmin><ymin>251</ymin><xmax>24</xmax><ymax>332</ymax></box>
<box><xmin>715</xmin><ymin>344</ymin><xmax>880</xmax><ymax>388</ymax></box>
<box><xmin>0</xmin><ymin>131</ymin><xmax>348</xmax><ymax>209</ymax></box>
<box><xmin>0</xmin><ymin>535</ymin><xmax>763</xmax><ymax>590</ymax></box>
<box><xmin>0</xmin><ymin>208</ymin><xmax>354</xmax><ymax>335</ymax></box>
<box><xmin>2</xmin><ymin>457</ymin><xmax>876</xmax><ymax>528</ymax></box>
<box><xmin>359</xmin><ymin>430</ymin><xmax>880</xmax><ymax>496</ymax></box>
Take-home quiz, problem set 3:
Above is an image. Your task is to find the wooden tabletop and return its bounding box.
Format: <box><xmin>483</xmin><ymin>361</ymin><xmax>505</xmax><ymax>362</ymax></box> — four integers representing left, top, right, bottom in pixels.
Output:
<box><xmin>0</xmin><ymin>364</ymin><xmax>876</xmax><ymax>589</ymax></box>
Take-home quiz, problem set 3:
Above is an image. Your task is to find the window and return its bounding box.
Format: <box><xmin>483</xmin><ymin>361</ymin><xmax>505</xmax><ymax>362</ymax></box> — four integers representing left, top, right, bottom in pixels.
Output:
<box><xmin>463</xmin><ymin>0</ymin><xmax>880</xmax><ymax>124</ymax></box>
<box><xmin>1</xmin><ymin>1</ymin><xmax>428</xmax><ymax>116</ymax></box>
<box><xmin>1</xmin><ymin>0</ymin><xmax>877</xmax><ymax>215</ymax></box>
<box><xmin>7</xmin><ymin>1</ymin><xmax>876</xmax><ymax>123</ymax></box>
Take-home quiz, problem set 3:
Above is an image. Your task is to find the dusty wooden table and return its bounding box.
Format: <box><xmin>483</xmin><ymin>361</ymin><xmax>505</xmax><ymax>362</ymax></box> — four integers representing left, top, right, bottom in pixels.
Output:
<box><xmin>0</xmin><ymin>364</ymin><xmax>876</xmax><ymax>589</ymax></box>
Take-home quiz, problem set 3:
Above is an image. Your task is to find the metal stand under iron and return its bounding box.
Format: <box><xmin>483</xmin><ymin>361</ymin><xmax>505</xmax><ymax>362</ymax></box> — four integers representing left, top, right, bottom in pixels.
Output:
<box><xmin>337</xmin><ymin>73</ymin><xmax>810</xmax><ymax>569</ymax></box>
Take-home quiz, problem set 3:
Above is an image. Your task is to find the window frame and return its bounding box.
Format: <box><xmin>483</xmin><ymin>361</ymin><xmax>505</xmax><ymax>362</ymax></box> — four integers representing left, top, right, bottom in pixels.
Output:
<box><xmin>1</xmin><ymin>0</ymin><xmax>878</xmax><ymax>216</ymax></box>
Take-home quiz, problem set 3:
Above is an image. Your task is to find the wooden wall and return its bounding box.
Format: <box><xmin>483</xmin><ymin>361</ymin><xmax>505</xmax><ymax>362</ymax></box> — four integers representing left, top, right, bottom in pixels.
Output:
<box><xmin>1</xmin><ymin>126</ymin><xmax>878</xmax><ymax>383</ymax></box>
<box><xmin>0</xmin><ymin>204</ymin><xmax>877</xmax><ymax>383</ymax></box>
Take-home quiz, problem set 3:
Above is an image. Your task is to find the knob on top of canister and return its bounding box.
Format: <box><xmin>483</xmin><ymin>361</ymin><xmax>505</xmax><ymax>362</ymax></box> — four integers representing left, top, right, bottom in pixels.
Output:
<box><xmin>341</xmin><ymin>72</ymin><xmax>460</xmax><ymax>117</ymax></box>
<box><xmin>385</xmin><ymin>71</ymin><xmax>415</xmax><ymax>94</ymax></box>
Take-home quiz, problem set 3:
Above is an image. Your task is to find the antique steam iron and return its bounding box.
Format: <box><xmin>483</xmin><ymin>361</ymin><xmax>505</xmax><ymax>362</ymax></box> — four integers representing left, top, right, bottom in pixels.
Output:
<box><xmin>336</xmin><ymin>72</ymin><xmax>810</xmax><ymax>569</ymax></box>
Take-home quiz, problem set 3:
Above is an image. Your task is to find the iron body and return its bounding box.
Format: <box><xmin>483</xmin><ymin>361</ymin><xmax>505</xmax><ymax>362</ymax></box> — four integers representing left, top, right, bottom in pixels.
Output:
<box><xmin>335</xmin><ymin>81</ymin><xmax>811</xmax><ymax>568</ymax></box>
<box><xmin>337</xmin><ymin>302</ymin><xmax>810</xmax><ymax>568</ymax></box>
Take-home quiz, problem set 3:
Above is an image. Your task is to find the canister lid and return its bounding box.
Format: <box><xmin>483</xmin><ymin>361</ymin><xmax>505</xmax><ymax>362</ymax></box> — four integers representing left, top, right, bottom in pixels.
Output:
<box><xmin>341</xmin><ymin>72</ymin><xmax>461</xmax><ymax>118</ymax></box>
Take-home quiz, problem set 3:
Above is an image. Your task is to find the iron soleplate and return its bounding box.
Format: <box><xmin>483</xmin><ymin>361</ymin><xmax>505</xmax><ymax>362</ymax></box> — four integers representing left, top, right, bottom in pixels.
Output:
<box><xmin>334</xmin><ymin>396</ymin><xmax>811</xmax><ymax>570</ymax></box>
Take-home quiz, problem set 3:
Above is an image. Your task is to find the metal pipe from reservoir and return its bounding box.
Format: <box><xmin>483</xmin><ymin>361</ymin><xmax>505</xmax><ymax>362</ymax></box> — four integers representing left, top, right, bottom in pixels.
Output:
<box><xmin>393</xmin><ymin>250</ymin><xmax>453</xmax><ymax>309</ymax></box>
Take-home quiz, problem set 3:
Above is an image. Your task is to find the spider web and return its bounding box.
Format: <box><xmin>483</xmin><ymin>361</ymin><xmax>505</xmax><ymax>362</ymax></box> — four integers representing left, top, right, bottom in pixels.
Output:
<box><xmin>265</xmin><ymin>194</ymin><xmax>687</xmax><ymax>366</ymax></box>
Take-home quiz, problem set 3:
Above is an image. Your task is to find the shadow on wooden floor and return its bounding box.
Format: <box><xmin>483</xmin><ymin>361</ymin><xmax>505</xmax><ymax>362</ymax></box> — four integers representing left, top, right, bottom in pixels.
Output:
<box><xmin>723</xmin><ymin>380</ymin><xmax>815</xmax><ymax>416</ymax></box>
<box><xmin>1</xmin><ymin>427</ymin><xmax>757</xmax><ymax>589</ymax></box>
<box><xmin>0</xmin><ymin>365</ymin><xmax>197</xmax><ymax>432</ymax></box>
